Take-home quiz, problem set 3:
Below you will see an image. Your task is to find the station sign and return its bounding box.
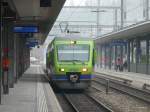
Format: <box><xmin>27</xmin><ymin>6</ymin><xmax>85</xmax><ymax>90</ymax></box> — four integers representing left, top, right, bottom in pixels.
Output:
<box><xmin>26</xmin><ymin>38</ymin><xmax>39</xmax><ymax>43</ymax></box>
<box><xmin>40</xmin><ymin>0</ymin><xmax>51</xmax><ymax>7</ymax></box>
<box><xmin>26</xmin><ymin>41</ymin><xmax>39</xmax><ymax>48</ymax></box>
<box><xmin>111</xmin><ymin>40</ymin><xmax>127</xmax><ymax>46</ymax></box>
<box><xmin>26</xmin><ymin>44</ymin><xmax>36</xmax><ymax>48</ymax></box>
<box><xmin>13</xmin><ymin>26</ymin><xmax>39</xmax><ymax>33</ymax></box>
<box><xmin>19</xmin><ymin>33</ymin><xmax>33</xmax><ymax>38</ymax></box>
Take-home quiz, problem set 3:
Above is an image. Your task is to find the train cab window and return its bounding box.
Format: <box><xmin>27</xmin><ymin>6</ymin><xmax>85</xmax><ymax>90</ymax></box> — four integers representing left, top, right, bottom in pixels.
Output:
<box><xmin>57</xmin><ymin>44</ymin><xmax>90</xmax><ymax>62</ymax></box>
<box><xmin>92</xmin><ymin>49</ymin><xmax>96</xmax><ymax>66</ymax></box>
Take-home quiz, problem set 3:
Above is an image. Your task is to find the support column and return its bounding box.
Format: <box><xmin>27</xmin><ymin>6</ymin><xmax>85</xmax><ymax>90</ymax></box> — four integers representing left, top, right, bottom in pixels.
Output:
<box><xmin>109</xmin><ymin>45</ymin><xmax>112</xmax><ymax>69</ymax></box>
<box><xmin>0</xmin><ymin>13</ymin><xmax>2</xmax><ymax>105</ymax></box>
<box><xmin>8</xmin><ymin>23</ymin><xmax>14</xmax><ymax>88</ymax></box>
<box><xmin>136</xmin><ymin>39</ymin><xmax>140</xmax><ymax>73</ymax></box>
<box><xmin>13</xmin><ymin>36</ymin><xmax>17</xmax><ymax>83</ymax></box>
<box><xmin>146</xmin><ymin>39</ymin><xmax>149</xmax><ymax>74</ymax></box>
<box><xmin>15</xmin><ymin>36</ymin><xmax>20</xmax><ymax>82</ymax></box>
<box><xmin>127</xmin><ymin>40</ymin><xmax>130</xmax><ymax>72</ymax></box>
<box><xmin>100</xmin><ymin>45</ymin><xmax>102</xmax><ymax>68</ymax></box>
<box><xmin>97</xmin><ymin>44</ymin><xmax>101</xmax><ymax>68</ymax></box>
<box><xmin>104</xmin><ymin>45</ymin><xmax>107</xmax><ymax>69</ymax></box>
<box><xmin>115</xmin><ymin>45</ymin><xmax>117</xmax><ymax>67</ymax></box>
<box><xmin>120</xmin><ymin>45</ymin><xmax>123</xmax><ymax>62</ymax></box>
<box><xmin>2</xmin><ymin>22</ymin><xmax>9</xmax><ymax>94</ymax></box>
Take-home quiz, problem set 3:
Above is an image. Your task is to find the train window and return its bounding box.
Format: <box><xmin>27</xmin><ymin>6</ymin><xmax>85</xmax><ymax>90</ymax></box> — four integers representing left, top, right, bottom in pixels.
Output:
<box><xmin>92</xmin><ymin>49</ymin><xmax>96</xmax><ymax>66</ymax></box>
<box><xmin>57</xmin><ymin>44</ymin><xmax>90</xmax><ymax>62</ymax></box>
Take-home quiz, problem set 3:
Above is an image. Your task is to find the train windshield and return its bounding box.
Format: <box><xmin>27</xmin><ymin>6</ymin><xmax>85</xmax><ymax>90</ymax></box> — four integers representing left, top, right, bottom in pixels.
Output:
<box><xmin>57</xmin><ymin>44</ymin><xmax>89</xmax><ymax>62</ymax></box>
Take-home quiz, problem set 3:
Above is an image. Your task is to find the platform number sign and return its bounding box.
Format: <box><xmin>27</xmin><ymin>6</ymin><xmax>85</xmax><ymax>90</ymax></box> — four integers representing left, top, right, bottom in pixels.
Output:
<box><xmin>40</xmin><ymin>0</ymin><xmax>51</xmax><ymax>7</ymax></box>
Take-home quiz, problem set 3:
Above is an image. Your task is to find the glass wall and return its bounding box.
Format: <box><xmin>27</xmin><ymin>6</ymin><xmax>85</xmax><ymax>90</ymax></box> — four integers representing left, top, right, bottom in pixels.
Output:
<box><xmin>139</xmin><ymin>40</ymin><xmax>147</xmax><ymax>64</ymax></box>
<box><xmin>129</xmin><ymin>40</ymin><xmax>137</xmax><ymax>64</ymax></box>
<box><xmin>111</xmin><ymin>46</ymin><xmax>116</xmax><ymax>69</ymax></box>
<box><xmin>101</xmin><ymin>46</ymin><xmax>105</xmax><ymax>68</ymax></box>
<box><xmin>129</xmin><ymin>39</ymin><xmax>149</xmax><ymax>74</ymax></box>
<box><xmin>133</xmin><ymin>40</ymin><xmax>137</xmax><ymax>64</ymax></box>
<box><xmin>130</xmin><ymin>41</ymin><xmax>133</xmax><ymax>63</ymax></box>
<box><xmin>105</xmin><ymin>46</ymin><xmax>110</xmax><ymax>68</ymax></box>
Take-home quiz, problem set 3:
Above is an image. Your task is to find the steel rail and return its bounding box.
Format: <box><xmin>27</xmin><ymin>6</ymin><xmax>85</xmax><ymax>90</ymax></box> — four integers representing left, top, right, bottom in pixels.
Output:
<box><xmin>62</xmin><ymin>92</ymin><xmax>113</xmax><ymax>112</ymax></box>
<box><xmin>63</xmin><ymin>93</ymin><xmax>80</xmax><ymax>112</ymax></box>
<box><xmin>85</xmin><ymin>93</ymin><xmax>114</xmax><ymax>112</ymax></box>
<box><xmin>94</xmin><ymin>74</ymin><xmax>150</xmax><ymax>103</ymax></box>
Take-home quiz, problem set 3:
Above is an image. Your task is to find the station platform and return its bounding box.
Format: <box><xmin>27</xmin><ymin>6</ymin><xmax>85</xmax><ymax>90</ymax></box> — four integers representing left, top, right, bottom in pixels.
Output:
<box><xmin>94</xmin><ymin>68</ymin><xmax>150</xmax><ymax>89</ymax></box>
<box><xmin>0</xmin><ymin>65</ymin><xmax>63</xmax><ymax>112</ymax></box>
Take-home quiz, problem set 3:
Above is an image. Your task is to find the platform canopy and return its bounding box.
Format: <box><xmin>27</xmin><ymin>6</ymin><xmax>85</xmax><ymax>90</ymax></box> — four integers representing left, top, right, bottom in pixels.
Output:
<box><xmin>94</xmin><ymin>21</ymin><xmax>150</xmax><ymax>44</ymax></box>
<box><xmin>6</xmin><ymin>0</ymin><xmax>66</xmax><ymax>44</ymax></box>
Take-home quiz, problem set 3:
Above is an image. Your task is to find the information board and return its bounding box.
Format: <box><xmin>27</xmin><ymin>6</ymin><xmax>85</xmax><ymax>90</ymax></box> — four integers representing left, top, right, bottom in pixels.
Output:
<box><xmin>13</xmin><ymin>26</ymin><xmax>38</xmax><ymax>33</ymax></box>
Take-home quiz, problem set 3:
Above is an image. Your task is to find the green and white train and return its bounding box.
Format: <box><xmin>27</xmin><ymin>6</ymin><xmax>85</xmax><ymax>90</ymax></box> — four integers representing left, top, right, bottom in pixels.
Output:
<box><xmin>46</xmin><ymin>36</ymin><xmax>96</xmax><ymax>89</ymax></box>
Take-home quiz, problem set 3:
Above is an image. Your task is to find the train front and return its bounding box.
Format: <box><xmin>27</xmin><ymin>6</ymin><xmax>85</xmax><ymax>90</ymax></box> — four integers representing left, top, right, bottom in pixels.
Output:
<box><xmin>52</xmin><ymin>39</ymin><xmax>94</xmax><ymax>89</ymax></box>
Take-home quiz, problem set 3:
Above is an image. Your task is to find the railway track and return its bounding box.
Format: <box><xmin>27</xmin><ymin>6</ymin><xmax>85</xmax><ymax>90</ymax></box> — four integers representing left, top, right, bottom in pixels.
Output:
<box><xmin>94</xmin><ymin>74</ymin><xmax>150</xmax><ymax>103</ymax></box>
<box><xmin>57</xmin><ymin>92</ymin><xmax>113</xmax><ymax>112</ymax></box>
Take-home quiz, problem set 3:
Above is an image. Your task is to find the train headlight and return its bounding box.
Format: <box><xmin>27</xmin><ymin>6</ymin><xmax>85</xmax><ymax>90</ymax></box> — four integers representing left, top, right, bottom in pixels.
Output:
<box><xmin>70</xmin><ymin>41</ymin><xmax>76</xmax><ymax>44</ymax></box>
<box><xmin>82</xmin><ymin>68</ymin><xmax>87</xmax><ymax>72</ymax></box>
<box><xmin>60</xmin><ymin>68</ymin><xmax>65</xmax><ymax>72</ymax></box>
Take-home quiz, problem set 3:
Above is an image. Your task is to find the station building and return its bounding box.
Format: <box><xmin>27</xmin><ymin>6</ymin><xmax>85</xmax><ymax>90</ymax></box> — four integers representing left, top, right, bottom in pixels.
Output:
<box><xmin>95</xmin><ymin>21</ymin><xmax>150</xmax><ymax>75</ymax></box>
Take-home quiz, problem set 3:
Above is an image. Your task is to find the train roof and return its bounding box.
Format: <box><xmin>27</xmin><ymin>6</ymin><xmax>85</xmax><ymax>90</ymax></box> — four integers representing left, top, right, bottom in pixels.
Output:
<box><xmin>54</xmin><ymin>34</ymin><xmax>94</xmax><ymax>41</ymax></box>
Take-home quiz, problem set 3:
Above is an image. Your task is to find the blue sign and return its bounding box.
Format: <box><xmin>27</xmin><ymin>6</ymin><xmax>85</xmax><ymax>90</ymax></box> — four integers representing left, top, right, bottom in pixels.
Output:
<box><xmin>19</xmin><ymin>33</ymin><xmax>33</xmax><ymax>38</ymax></box>
<box><xmin>13</xmin><ymin>26</ymin><xmax>38</xmax><ymax>33</ymax></box>
<box><xmin>26</xmin><ymin>44</ymin><xmax>36</xmax><ymax>48</ymax></box>
<box><xmin>40</xmin><ymin>0</ymin><xmax>51</xmax><ymax>7</ymax></box>
<box><xmin>27</xmin><ymin>38</ymin><xmax>39</xmax><ymax>43</ymax></box>
<box><xmin>26</xmin><ymin>41</ymin><xmax>38</xmax><ymax>48</ymax></box>
<box><xmin>111</xmin><ymin>40</ymin><xmax>127</xmax><ymax>46</ymax></box>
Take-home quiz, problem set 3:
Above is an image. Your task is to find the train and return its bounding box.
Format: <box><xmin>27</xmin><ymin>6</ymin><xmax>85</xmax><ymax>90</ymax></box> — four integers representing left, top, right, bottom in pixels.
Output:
<box><xmin>46</xmin><ymin>36</ymin><xmax>96</xmax><ymax>89</ymax></box>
